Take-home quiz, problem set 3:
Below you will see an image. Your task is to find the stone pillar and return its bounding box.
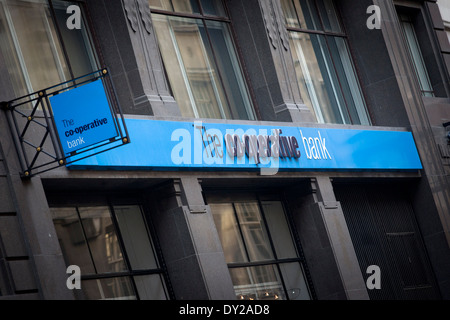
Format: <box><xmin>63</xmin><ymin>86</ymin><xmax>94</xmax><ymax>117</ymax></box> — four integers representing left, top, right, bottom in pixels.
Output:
<box><xmin>151</xmin><ymin>178</ymin><xmax>235</xmax><ymax>300</ymax></box>
<box><xmin>286</xmin><ymin>177</ymin><xmax>369</xmax><ymax>300</ymax></box>
<box><xmin>227</xmin><ymin>0</ymin><xmax>315</xmax><ymax>123</ymax></box>
<box><xmin>87</xmin><ymin>0</ymin><xmax>180</xmax><ymax>116</ymax></box>
<box><xmin>0</xmin><ymin>47</ymin><xmax>73</xmax><ymax>300</ymax></box>
<box><xmin>312</xmin><ymin>176</ymin><xmax>369</xmax><ymax>300</ymax></box>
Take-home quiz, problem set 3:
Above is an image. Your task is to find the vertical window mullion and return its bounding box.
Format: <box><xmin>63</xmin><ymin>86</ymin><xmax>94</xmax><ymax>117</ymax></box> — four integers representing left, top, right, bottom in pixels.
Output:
<box><xmin>75</xmin><ymin>207</ymin><xmax>99</xmax><ymax>275</ymax></box>
<box><xmin>196</xmin><ymin>0</ymin><xmax>204</xmax><ymax>15</ymax></box>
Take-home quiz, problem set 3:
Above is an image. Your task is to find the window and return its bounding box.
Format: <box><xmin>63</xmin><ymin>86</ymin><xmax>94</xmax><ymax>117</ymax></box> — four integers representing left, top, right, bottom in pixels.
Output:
<box><xmin>281</xmin><ymin>0</ymin><xmax>370</xmax><ymax>125</ymax></box>
<box><xmin>0</xmin><ymin>0</ymin><xmax>98</xmax><ymax>98</ymax></box>
<box><xmin>149</xmin><ymin>0</ymin><xmax>256</xmax><ymax>120</ymax></box>
<box><xmin>398</xmin><ymin>12</ymin><xmax>434</xmax><ymax>97</ymax></box>
<box><xmin>51</xmin><ymin>205</ymin><xmax>169</xmax><ymax>300</ymax></box>
<box><xmin>208</xmin><ymin>195</ymin><xmax>311</xmax><ymax>300</ymax></box>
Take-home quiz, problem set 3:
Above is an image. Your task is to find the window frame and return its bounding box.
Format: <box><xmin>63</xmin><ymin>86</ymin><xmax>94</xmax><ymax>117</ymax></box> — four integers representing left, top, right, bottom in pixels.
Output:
<box><xmin>281</xmin><ymin>0</ymin><xmax>371</xmax><ymax>125</ymax></box>
<box><xmin>397</xmin><ymin>9</ymin><xmax>435</xmax><ymax>97</ymax></box>
<box><xmin>395</xmin><ymin>2</ymin><xmax>450</xmax><ymax>98</ymax></box>
<box><xmin>149</xmin><ymin>0</ymin><xmax>259</xmax><ymax>120</ymax></box>
<box><xmin>206</xmin><ymin>191</ymin><xmax>316</xmax><ymax>300</ymax></box>
<box><xmin>49</xmin><ymin>194</ymin><xmax>173</xmax><ymax>300</ymax></box>
<box><xmin>0</xmin><ymin>0</ymin><xmax>101</xmax><ymax>97</ymax></box>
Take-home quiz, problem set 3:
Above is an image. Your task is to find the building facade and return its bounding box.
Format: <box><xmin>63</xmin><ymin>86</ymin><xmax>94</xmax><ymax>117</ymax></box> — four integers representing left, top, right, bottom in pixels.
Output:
<box><xmin>0</xmin><ymin>0</ymin><xmax>449</xmax><ymax>300</ymax></box>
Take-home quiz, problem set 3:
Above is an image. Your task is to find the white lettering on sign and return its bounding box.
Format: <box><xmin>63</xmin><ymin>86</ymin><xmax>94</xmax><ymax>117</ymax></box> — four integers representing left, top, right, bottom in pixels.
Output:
<box><xmin>300</xmin><ymin>130</ymin><xmax>332</xmax><ymax>160</ymax></box>
<box><xmin>171</xmin><ymin>122</ymin><xmax>305</xmax><ymax>175</ymax></box>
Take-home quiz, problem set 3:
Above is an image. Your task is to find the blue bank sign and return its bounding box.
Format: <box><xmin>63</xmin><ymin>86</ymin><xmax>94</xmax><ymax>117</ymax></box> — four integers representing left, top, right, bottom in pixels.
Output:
<box><xmin>50</xmin><ymin>79</ymin><xmax>118</xmax><ymax>155</ymax></box>
<box><xmin>67</xmin><ymin>119</ymin><xmax>423</xmax><ymax>173</ymax></box>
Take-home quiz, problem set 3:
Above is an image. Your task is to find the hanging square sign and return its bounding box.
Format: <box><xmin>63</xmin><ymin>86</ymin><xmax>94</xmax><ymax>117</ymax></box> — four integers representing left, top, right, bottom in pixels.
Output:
<box><xmin>50</xmin><ymin>79</ymin><xmax>118</xmax><ymax>155</ymax></box>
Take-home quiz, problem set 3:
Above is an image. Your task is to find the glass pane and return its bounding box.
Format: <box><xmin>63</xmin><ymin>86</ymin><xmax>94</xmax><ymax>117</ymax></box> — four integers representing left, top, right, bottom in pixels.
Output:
<box><xmin>279</xmin><ymin>263</ymin><xmax>311</xmax><ymax>300</ymax></box>
<box><xmin>289</xmin><ymin>31</ymin><xmax>347</xmax><ymax>124</ymax></box>
<box><xmin>152</xmin><ymin>14</ymin><xmax>254</xmax><ymax>120</ymax></box>
<box><xmin>399</xmin><ymin>14</ymin><xmax>434</xmax><ymax>97</ymax></box>
<box><xmin>152</xmin><ymin>14</ymin><xmax>194</xmax><ymax>117</ymax></box>
<box><xmin>75</xmin><ymin>277</ymin><xmax>136</xmax><ymax>300</ymax></box>
<box><xmin>0</xmin><ymin>0</ymin><xmax>96</xmax><ymax>98</ymax></box>
<box><xmin>149</xmin><ymin>0</ymin><xmax>174</xmax><ymax>11</ymax></box>
<box><xmin>0</xmin><ymin>1</ymin><xmax>28</xmax><ymax>98</ymax></box>
<box><xmin>316</xmin><ymin>0</ymin><xmax>342</xmax><ymax>33</ymax></box>
<box><xmin>260</xmin><ymin>201</ymin><xmax>297</xmax><ymax>259</ymax></box>
<box><xmin>53</xmin><ymin>0</ymin><xmax>96</xmax><ymax>79</ymax></box>
<box><xmin>134</xmin><ymin>274</ymin><xmax>168</xmax><ymax>300</ymax></box>
<box><xmin>234</xmin><ymin>202</ymin><xmax>274</xmax><ymax>262</ymax></box>
<box><xmin>51</xmin><ymin>207</ymin><xmax>96</xmax><ymax>274</ymax></box>
<box><xmin>114</xmin><ymin>205</ymin><xmax>158</xmax><ymax>270</ymax></box>
<box><xmin>200</xmin><ymin>0</ymin><xmax>226</xmax><ymax>17</ymax></box>
<box><xmin>229</xmin><ymin>265</ymin><xmax>285</xmax><ymax>300</ymax></box>
<box><xmin>172</xmin><ymin>0</ymin><xmax>200</xmax><ymax>14</ymax></box>
<box><xmin>5</xmin><ymin>0</ymin><xmax>70</xmax><ymax>92</ymax></box>
<box><xmin>149</xmin><ymin>0</ymin><xmax>200</xmax><ymax>14</ymax></box>
<box><xmin>291</xmin><ymin>0</ymin><xmax>322</xmax><ymax>31</ymax></box>
<box><xmin>328</xmin><ymin>36</ymin><xmax>370</xmax><ymax>125</ymax></box>
<box><xmin>281</xmin><ymin>0</ymin><xmax>301</xmax><ymax>29</ymax></box>
<box><xmin>152</xmin><ymin>15</ymin><xmax>227</xmax><ymax>118</ymax></box>
<box><xmin>78</xmin><ymin>207</ymin><xmax>127</xmax><ymax>273</ymax></box>
<box><xmin>210</xmin><ymin>203</ymin><xmax>248</xmax><ymax>263</ymax></box>
<box><xmin>206</xmin><ymin>20</ymin><xmax>255</xmax><ymax>120</ymax></box>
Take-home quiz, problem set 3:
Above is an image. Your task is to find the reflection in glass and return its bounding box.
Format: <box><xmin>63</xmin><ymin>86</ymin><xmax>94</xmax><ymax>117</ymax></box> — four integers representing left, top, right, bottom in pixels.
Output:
<box><xmin>0</xmin><ymin>0</ymin><xmax>96</xmax><ymax>98</ymax></box>
<box><xmin>315</xmin><ymin>0</ymin><xmax>342</xmax><ymax>33</ymax></box>
<box><xmin>261</xmin><ymin>201</ymin><xmax>297</xmax><ymax>259</ymax></box>
<box><xmin>398</xmin><ymin>13</ymin><xmax>434</xmax><ymax>97</ymax></box>
<box><xmin>281</xmin><ymin>0</ymin><xmax>370</xmax><ymax>125</ymax></box>
<box><xmin>78</xmin><ymin>207</ymin><xmax>127</xmax><ymax>274</ymax></box>
<box><xmin>234</xmin><ymin>202</ymin><xmax>274</xmax><ymax>262</ymax></box>
<box><xmin>134</xmin><ymin>274</ymin><xmax>168</xmax><ymax>300</ymax></box>
<box><xmin>279</xmin><ymin>263</ymin><xmax>310</xmax><ymax>300</ymax></box>
<box><xmin>230</xmin><ymin>265</ymin><xmax>285</xmax><ymax>300</ymax></box>
<box><xmin>149</xmin><ymin>0</ymin><xmax>226</xmax><ymax>17</ymax></box>
<box><xmin>200</xmin><ymin>0</ymin><xmax>226</xmax><ymax>17</ymax></box>
<box><xmin>211</xmin><ymin>203</ymin><xmax>247</xmax><ymax>263</ymax></box>
<box><xmin>51</xmin><ymin>207</ymin><xmax>96</xmax><ymax>274</ymax></box>
<box><xmin>114</xmin><ymin>205</ymin><xmax>158</xmax><ymax>270</ymax></box>
<box><xmin>75</xmin><ymin>277</ymin><xmax>136</xmax><ymax>300</ymax></box>
<box><xmin>209</xmin><ymin>200</ymin><xmax>311</xmax><ymax>300</ymax></box>
<box><xmin>289</xmin><ymin>32</ymin><xmax>369</xmax><ymax>125</ymax></box>
<box><xmin>152</xmin><ymin>14</ymin><xmax>255</xmax><ymax>120</ymax></box>
<box><xmin>149</xmin><ymin>0</ymin><xmax>200</xmax><ymax>14</ymax></box>
<box><xmin>51</xmin><ymin>205</ymin><xmax>169</xmax><ymax>300</ymax></box>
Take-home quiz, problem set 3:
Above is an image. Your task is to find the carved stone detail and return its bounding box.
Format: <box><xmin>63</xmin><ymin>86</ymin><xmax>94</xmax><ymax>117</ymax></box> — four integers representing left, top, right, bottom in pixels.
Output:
<box><xmin>123</xmin><ymin>0</ymin><xmax>152</xmax><ymax>34</ymax></box>
<box><xmin>137</xmin><ymin>0</ymin><xmax>152</xmax><ymax>34</ymax></box>
<box><xmin>123</xmin><ymin>0</ymin><xmax>138</xmax><ymax>32</ymax></box>
<box><xmin>262</xmin><ymin>0</ymin><xmax>289</xmax><ymax>51</ymax></box>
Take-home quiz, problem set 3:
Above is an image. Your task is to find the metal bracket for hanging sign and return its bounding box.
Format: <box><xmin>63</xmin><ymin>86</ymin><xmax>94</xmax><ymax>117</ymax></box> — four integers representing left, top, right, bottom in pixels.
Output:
<box><xmin>1</xmin><ymin>68</ymin><xmax>129</xmax><ymax>178</ymax></box>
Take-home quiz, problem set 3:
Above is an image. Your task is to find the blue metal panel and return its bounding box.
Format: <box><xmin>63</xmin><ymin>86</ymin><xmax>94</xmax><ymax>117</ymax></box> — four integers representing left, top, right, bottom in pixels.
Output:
<box><xmin>67</xmin><ymin>119</ymin><xmax>422</xmax><ymax>171</ymax></box>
